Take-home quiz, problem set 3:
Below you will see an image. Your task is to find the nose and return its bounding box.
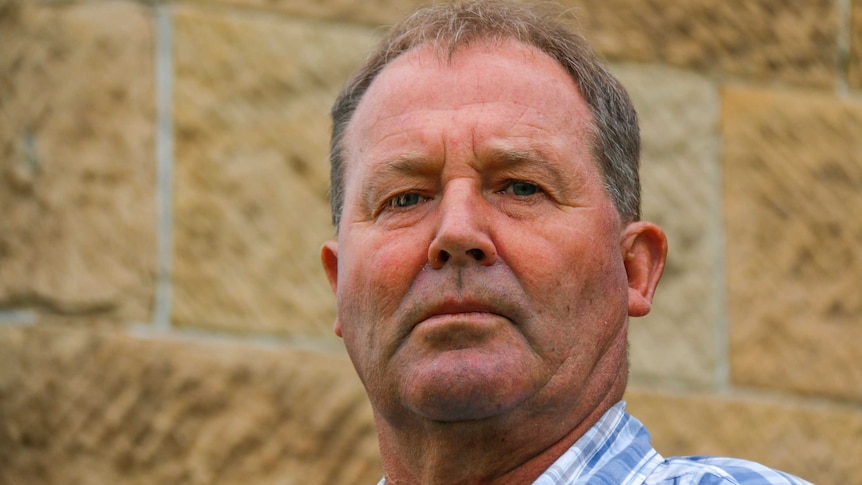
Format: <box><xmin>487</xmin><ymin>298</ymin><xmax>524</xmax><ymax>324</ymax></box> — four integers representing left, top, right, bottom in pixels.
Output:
<box><xmin>428</xmin><ymin>183</ymin><xmax>498</xmax><ymax>270</ymax></box>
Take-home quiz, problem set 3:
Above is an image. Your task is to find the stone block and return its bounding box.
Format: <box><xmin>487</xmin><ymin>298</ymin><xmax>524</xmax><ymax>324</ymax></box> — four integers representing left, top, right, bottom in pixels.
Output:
<box><xmin>566</xmin><ymin>0</ymin><xmax>838</xmax><ymax>88</ymax></box>
<box><xmin>612</xmin><ymin>64</ymin><xmax>722</xmax><ymax>388</ymax></box>
<box><xmin>722</xmin><ymin>87</ymin><xmax>862</xmax><ymax>402</ymax></box>
<box><xmin>625</xmin><ymin>388</ymin><xmax>862</xmax><ymax>484</ymax></box>
<box><xmin>213</xmin><ymin>0</ymin><xmax>428</xmax><ymax>26</ymax></box>
<box><xmin>0</xmin><ymin>326</ymin><xmax>381</xmax><ymax>485</ymax></box>
<box><xmin>0</xmin><ymin>0</ymin><xmax>157</xmax><ymax>323</ymax></box>
<box><xmin>172</xmin><ymin>7</ymin><xmax>379</xmax><ymax>335</ymax></box>
<box><xmin>849</xmin><ymin>0</ymin><xmax>862</xmax><ymax>89</ymax></box>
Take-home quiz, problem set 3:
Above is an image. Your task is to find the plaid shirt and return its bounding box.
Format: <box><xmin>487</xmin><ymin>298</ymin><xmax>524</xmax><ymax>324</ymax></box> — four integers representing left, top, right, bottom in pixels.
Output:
<box><xmin>378</xmin><ymin>401</ymin><xmax>814</xmax><ymax>484</ymax></box>
<box><xmin>536</xmin><ymin>401</ymin><xmax>813</xmax><ymax>484</ymax></box>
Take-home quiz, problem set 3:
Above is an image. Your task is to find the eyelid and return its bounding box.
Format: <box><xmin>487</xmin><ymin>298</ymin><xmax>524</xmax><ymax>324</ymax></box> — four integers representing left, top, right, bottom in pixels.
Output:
<box><xmin>499</xmin><ymin>178</ymin><xmax>543</xmax><ymax>193</ymax></box>
<box><xmin>375</xmin><ymin>189</ymin><xmax>432</xmax><ymax>217</ymax></box>
<box><xmin>388</xmin><ymin>192</ymin><xmax>422</xmax><ymax>208</ymax></box>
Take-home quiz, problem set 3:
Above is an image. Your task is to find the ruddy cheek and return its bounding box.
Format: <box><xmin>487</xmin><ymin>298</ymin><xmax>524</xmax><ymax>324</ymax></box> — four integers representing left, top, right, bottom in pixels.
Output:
<box><xmin>352</xmin><ymin>245</ymin><xmax>418</xmax><ymax>310</ymax></box>
<box><xmin>374</xmin><ymin>234</ymin><xmax>428</xmax><ymax>273</ymax></box>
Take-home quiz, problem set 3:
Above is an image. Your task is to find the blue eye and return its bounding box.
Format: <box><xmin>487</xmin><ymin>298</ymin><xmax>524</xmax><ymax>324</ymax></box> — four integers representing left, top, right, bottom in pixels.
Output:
<box><xmin>390</xmin><ymin>193</ymin><xmax>422</xmax><ymax>208</ymax></box>
<box><xmin>508</xmin><ymin>181</ymin><xmax>539</xmax><ymax>196</ymax></box>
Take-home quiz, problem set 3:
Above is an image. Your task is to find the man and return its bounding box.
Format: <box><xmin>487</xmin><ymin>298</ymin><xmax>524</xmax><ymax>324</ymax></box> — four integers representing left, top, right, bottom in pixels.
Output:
<box><xmin>320</xmin><ymin>1</ymin><xmax>812</xmax><ymax>483</ymax></box>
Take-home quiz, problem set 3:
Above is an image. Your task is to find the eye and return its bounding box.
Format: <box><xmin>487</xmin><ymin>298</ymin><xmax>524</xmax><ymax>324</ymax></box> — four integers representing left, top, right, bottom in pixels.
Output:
<box><xmin>388</xmin><ymin>192</ymin><xmax>423</xmax><ymax>208</ymax></box>
<box><xmin>503</xmin><ymin>180</ymin><xmax>540</xmax><ymax>196</ymax></box>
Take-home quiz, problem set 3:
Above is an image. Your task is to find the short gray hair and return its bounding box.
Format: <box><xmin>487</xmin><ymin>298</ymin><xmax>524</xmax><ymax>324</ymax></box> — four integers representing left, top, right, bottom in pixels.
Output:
<box><xmin>329</xmin><ymin>0</ymin><xmax>641</xmax><ymax>228</ymax></box>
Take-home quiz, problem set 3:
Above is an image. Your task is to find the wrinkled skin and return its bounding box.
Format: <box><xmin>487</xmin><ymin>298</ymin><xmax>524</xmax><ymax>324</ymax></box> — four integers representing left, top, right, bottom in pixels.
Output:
<box><xmin>322</xmin><ymin>40</ymin><xmax>666</xmax><ymax>484</ymax></box>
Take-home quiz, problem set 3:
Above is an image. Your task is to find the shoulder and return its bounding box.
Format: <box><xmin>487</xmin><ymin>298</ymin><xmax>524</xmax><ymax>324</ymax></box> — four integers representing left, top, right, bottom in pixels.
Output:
<box><xmin>646</xmin><ymin>455</ymin><xmax>814</xmax><ymax>485</ymax></box>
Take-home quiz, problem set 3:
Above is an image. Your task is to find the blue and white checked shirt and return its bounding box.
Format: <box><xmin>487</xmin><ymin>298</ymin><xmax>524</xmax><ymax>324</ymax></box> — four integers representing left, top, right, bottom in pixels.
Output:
<box><xmin>378</xmin><ymin>401</ymin><xmax>814</xmax><ymax>484</ymax></box>
<box><xmin>535</xmin><ymin>401</ymin><xmax>813</xmax><ymax>484</ymax></box>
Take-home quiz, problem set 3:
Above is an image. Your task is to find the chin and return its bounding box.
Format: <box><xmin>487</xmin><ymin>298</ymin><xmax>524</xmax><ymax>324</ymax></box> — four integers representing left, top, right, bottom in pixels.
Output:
<box><xmin>400</xmin><ymin>351</ymin><xmax>541</xmax><ymax>423</ymax></box>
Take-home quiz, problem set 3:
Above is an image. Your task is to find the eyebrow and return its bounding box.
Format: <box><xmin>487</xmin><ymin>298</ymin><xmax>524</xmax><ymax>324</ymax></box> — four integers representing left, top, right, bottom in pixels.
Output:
<box><xmin>484</xmin><ymin>147</ymin><xmax>562</xmax><ymax>175</ymax></box>
<box><xmin>483</xmin><ymin>147</ymin><xmax>570</xmax><ymax>196</ymax></box>
<box><xmin>362</xmin><ymin>154</ymin><xmax>438</xmax><ymax>208</ymax></box>
<box><xmin>375</xmin><ymin>154</ymin><xmax>438</xmax><ymax>179</ymax></box>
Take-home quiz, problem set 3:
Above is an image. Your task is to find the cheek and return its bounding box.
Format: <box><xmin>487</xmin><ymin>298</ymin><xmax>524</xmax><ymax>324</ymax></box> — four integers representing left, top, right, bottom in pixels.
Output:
<box><xmin>500</xmin><ymin>226</ymin><xmax>598</xmax><ymax>289</ymax></box>
<box><xmin>337</xmin><ymin>231</ymin><xmax>429</xmax><ymax>322</ymax></box>
<box><xmin>336</xmin><ymin>231</ymin><xmax>430</xmax><ymax>385</ymax></box>
<box><xmin>367</xmin><ymin>233</ymin><xmax>429</xmax><ymax>295</ymax></box>
<box><xmin>502</xmin><ymin>221</ymin><xmax>627</xmax><ymax>323</ymax></box>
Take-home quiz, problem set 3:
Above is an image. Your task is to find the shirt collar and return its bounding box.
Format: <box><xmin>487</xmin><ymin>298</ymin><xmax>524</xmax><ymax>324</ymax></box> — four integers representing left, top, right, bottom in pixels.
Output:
<box><xmin>377</xmin><ymin>401</ymin><xmax>663</xmax><ymax>485</ymax></box>
<box><xmin>532</xmin><ymin>401</ymin><xmax>663</xmax><ymax>484</ymax></box>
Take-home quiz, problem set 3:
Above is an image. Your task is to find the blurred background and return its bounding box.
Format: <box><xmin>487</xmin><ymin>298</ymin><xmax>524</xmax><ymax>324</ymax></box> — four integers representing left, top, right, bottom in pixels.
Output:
<box><xmin>2</xmin><ymin>0</ymin><xmax>861</xmax><ymax>483</ymax></box>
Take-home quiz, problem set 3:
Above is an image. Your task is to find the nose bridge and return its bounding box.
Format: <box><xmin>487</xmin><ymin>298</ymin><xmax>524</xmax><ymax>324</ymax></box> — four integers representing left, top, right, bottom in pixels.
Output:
<box><xmin>440</xmin><ymin>178</ymin><xmax>479</xmax><ymax>225</ymax></box>
<box><xmin>428</xmin><ymin>178</ymin><xmax>497</xmax><ymax>269</ymax></box>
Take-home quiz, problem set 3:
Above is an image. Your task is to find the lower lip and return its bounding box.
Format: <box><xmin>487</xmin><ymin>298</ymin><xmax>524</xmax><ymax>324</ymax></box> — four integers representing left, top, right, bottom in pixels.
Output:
<box><xmin>423</xmin><ymin>311</ymin><xmax>502</xmax><ymax>323</ymax></box>
<box><xmin>413</xmin><ymin>312</ymin><xmax>508</xmax><ymax>335</ymax></box>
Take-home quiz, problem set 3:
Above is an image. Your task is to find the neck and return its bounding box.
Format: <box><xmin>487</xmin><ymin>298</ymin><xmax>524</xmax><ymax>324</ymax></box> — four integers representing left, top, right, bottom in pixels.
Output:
<box><xmin>375</xmin><ymin>365</ymin><xmax>627</xmax><ymax>485</ymax></box>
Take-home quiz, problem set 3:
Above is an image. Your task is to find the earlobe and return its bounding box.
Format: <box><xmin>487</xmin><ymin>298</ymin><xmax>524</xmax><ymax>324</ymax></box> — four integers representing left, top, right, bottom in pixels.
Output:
<box><xmin>320</xmin><ymin>241</ymin><xmax>343</xmax><ymax>337</ymax></box>
<box><xmin>622</xmin><ymin>221</ymin><xmax>668</xmax><ymax>317</ymax></box>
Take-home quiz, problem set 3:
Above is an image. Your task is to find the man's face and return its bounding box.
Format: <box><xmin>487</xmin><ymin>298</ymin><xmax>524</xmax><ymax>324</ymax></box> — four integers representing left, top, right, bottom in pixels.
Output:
<box><xmin>323</xmin><ymin>40</ymin><xmax>646</xmax><ymax>426</ymax></box>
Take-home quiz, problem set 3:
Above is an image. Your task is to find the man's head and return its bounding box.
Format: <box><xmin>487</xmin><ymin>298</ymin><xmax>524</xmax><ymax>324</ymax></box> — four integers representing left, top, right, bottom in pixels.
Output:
<box><xmin>321</xmin><ymin>1</ymin><xmax>666</xmax><ymax>480</ymax></box>
<box><xmin>329</xmin><ymin>0</ymin><xmax>641</xmax><ymax>230</ymax></box>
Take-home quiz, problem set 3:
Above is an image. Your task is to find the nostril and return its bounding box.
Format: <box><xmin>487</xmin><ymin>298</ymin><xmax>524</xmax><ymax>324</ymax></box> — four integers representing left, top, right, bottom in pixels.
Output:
<box><xmin>466</xmin><ymin>248</ymin><xmax>484</xmax><ymax>260</ymax></box>
<box><xmin>439</xmin><ymin>250</ymin><xmax>450</xmax><ymax>263</ymax></box>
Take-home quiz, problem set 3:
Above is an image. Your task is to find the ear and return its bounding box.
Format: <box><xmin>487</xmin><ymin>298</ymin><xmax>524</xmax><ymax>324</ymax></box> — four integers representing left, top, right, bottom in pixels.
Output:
<box><xmin>621</xmin><ymin>221</ymin><xmax>667</xmax><ymax>317</ymax></box>
<box><xmin>320</xmin><ymin>240</ymin><xmax>343</xmax><ymax>337</ymax></box>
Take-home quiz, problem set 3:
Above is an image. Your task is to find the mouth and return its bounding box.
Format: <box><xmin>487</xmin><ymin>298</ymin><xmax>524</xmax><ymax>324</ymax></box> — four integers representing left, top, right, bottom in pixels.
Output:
<box><xmin>418</xmin><ymin>298</ymin><xmax>507</xmax><ymax>322</ymax></box>
<box><xmin>420</xmin><ymin>320</ymin><xmax>509</xmax><ymax>352</ymax></box>
<box><xmin>407</xmin><ymin>300</ymin><xmax>510</xmax><ymax>350</ymax></box>
<box><xmin>393</xmin><ymin>276</ymin><xmax>528</xmax><ymax>351</ymax></box>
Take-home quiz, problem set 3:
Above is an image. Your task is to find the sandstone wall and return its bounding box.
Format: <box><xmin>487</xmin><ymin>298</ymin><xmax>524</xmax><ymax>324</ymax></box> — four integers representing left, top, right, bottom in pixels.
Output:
<box><xmin>2</xmin><ymin>0</ymin><xmax>861</xmax><ymax>483</ymax></box>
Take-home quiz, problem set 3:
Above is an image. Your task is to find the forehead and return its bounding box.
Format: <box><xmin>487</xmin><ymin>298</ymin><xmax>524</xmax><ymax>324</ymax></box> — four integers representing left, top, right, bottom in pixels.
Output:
<box><xmin>350</xmin><ymin>39</ymin><xmax>591</xmax><ymax>136</ymax></box>
<box><xmin>341</xmin><ymin>39</ymin><xmax>596</xmax><ymax>187</ymax></box>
